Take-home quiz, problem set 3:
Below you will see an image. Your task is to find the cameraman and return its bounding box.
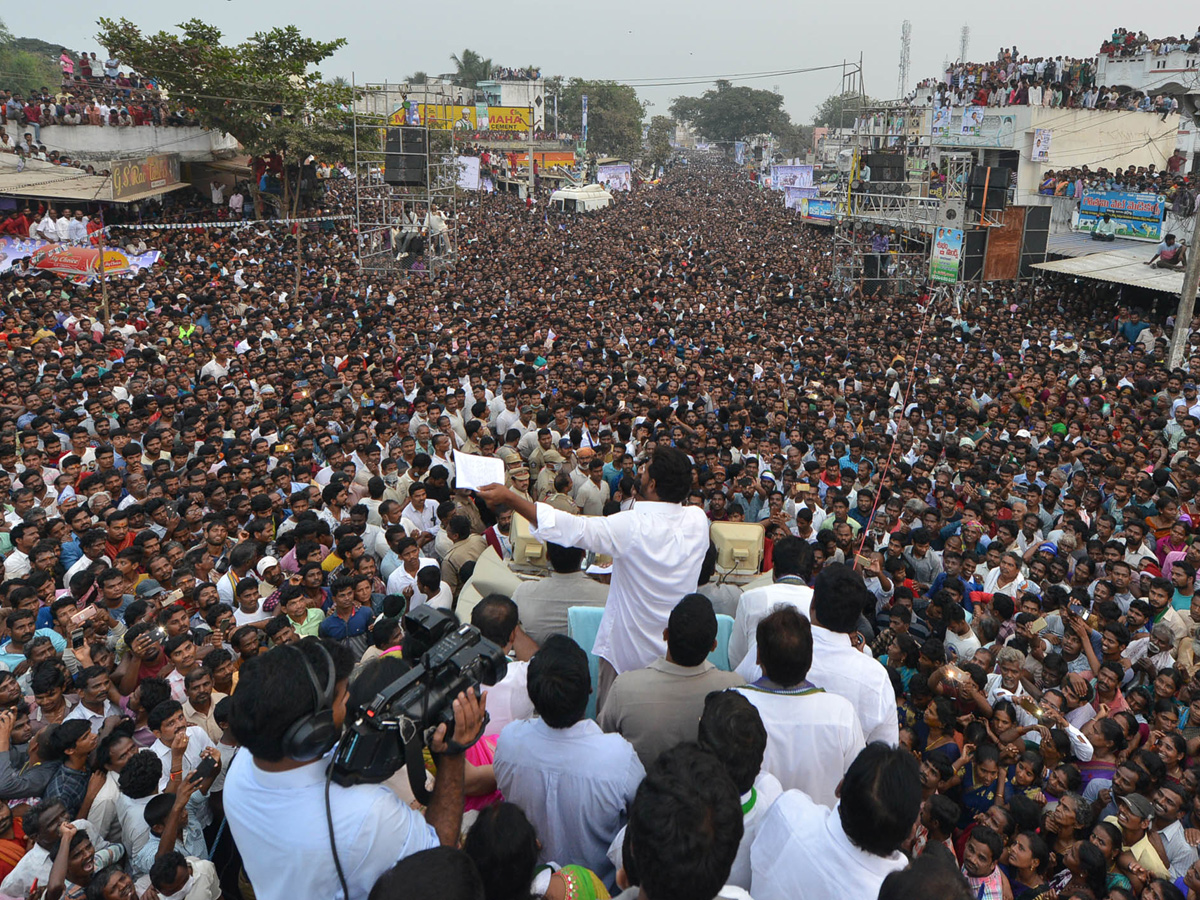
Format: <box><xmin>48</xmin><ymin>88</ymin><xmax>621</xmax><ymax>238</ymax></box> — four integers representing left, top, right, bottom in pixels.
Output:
<box><xmin>224</xmin><ymin>637</ymin><xmax>485</xmax><ymax>900</ymax></box>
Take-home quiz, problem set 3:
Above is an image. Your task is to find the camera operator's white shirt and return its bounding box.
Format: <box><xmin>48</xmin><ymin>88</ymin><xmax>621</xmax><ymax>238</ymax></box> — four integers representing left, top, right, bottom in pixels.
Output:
<box><xmin>224</xmin><ymin>750</ymin><xmax>439</xmax><ymax>900</ymax></box>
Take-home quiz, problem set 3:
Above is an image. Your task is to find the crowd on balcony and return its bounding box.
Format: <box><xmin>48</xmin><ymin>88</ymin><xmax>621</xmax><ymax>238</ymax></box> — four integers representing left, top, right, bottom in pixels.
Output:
<box><xmin>1100</xmin><ymin>28</ymin><xmax>1200</xmax><ymax>57</ymax></box>
<box><xmin>1034</xmin><ymin>158</ymin><xmax>1199</xmax><ymax>216</ymax></box>
<box><xmin>0</xmin><ymin>50</ymin><xmax>199</xmax><ymax>136</ymax></box>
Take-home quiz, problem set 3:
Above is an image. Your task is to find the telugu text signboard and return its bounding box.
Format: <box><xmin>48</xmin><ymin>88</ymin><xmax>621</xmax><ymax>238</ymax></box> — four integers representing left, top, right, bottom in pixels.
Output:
<box><xmin>1075</xmin><ymin>190</ymin><xmax>1166</xmax><ymax>241</ymax></box>
<box><xmin>930</xmin><ymin>226</ymin><xmax>964</xmax><ymax>283</ymax></box>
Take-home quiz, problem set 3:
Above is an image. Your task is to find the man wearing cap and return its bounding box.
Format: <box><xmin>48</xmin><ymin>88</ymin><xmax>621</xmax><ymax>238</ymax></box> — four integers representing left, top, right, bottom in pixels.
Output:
<box><xmin>508</xmin><ymin>466</ymin><xmax>533</xmax><ymax>503</ymax></box>
<box><xmin>1107</xmin><ymin>793</ymin><xmax>1169</xmax><ymax>879</ymax></box>
<box><xmin>255</xmin><ymin>556</ymin><xmax>283</xmax><ymax>599</ymax></box>
<box><xmin>533</xmin><ymin>449</ymin><xmax>565</xmax><ymax>500</ymax></box>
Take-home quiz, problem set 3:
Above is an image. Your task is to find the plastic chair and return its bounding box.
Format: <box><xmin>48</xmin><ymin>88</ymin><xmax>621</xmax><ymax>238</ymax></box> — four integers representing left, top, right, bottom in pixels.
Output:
<box><xmin>709</xmin><ymin>614</ymin><xmax>735</xmax><ymax>672</ymax></box>
<box><xmin>567</xmin><ymin>606</ymin><xmax>605</xmax><ymax>720</ymax></box>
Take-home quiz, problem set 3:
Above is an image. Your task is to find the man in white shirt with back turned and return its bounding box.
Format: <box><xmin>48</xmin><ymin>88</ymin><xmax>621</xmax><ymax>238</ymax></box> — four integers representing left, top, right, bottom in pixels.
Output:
<box><xmin>478</xmin><ymin>446</ymin><xmax>710</xmax><ymax>710</ymax></box>
<box><xmin>734</xmin><ymin>606</ymin><xmax>863</xmax><ymax>808</ymax></box>
<box><xmin>804</xmin><ymin>562</ymin><xmax>899</xmax><ymax>746</ymax></box>
<box><xmin>750</xmin><ymin>742</ymin><xmax>922</xmax><ymax>900</ymax></box>
<box><xmin>729</xmin><ymin>536</ymin><xmax>813</xmax><ymax>673</ymax></box>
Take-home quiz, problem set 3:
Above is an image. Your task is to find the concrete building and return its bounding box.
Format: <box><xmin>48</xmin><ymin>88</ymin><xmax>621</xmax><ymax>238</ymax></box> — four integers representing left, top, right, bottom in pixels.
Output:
<box><xmin>0</xmin><ymin>122</ymin><xmax>238</xmax><ymax>167</ymax></box>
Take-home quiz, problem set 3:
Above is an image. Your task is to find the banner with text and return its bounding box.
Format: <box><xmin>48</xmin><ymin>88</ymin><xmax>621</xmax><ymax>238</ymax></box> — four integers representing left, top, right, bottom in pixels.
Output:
<box><xmin>111</xmin><ymin>153</ymin><xmax>181</xmax><ymax>201</ymax></box>
<box><xmin>385</xmin><ymin>105</ymin><xmax>533</xmax><ymax>132</ymax></box>
<box><xmin>797</xmin><ymin>197</ymin><xmax>835</xmax><ymax>222</ymax></box>
<box><xmin>0</xmin><ymin>236</ymin><xmax>159</xmax><ymax>275</ymax></box>
<box><xmin>930</xmin><ymin>226</ymin><xmax>964</xmax><ymax>283</ymax></box>
<box><xmin>1075</xmin><ymin>189</ymin><xmax>1165</xmax><ymax>241</ymax></box>
<box><xmin>597</xmin><ymin>163</ymin><xmax>632</xmax><ymax>192</ymax></box>
<box><xmin>770</xmin><ymin>164</ymin><xmax>813</xmax><ymax>191</ymax></box>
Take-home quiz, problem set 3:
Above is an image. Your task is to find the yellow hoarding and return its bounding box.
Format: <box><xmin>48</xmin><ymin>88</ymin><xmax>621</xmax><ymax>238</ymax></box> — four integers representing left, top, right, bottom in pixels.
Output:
<box><xmin>484</xmin><ymin>106</ymin><xmax>532</xmax><ymax>132</ymax></box>
<box><xmin>387</xmin><ymin>104</ymin><xmax>533</xmax><ymax>132</ymax></box>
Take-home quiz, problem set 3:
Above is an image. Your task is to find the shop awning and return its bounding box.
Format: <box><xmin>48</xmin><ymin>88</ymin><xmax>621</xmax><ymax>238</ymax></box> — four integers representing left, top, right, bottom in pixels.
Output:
<box><xmin>1032</xmin><ymin>249</ymin><xmax>1185</xmax><ymax>294</ymax></box>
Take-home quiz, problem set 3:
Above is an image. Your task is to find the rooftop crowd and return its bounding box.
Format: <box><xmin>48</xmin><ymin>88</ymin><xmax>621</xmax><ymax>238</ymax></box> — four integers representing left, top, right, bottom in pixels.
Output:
<box><xmin>0</xmin><ymin>48</ymin><xmax>198</xmax><ymax>145</ymax></box>
<box><xmin>0</xmin><ymin>157</ymin><xmax>1196</xmax><ymax>900</ymax></box>
<box><xmin>912</xmin><ymin>28</ymin><xmax>1200</xmax><ymax>114</ymax></box>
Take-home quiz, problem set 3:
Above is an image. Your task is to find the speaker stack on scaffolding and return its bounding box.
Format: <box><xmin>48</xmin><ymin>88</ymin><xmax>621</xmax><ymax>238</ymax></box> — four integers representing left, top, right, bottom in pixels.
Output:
<box><xmin>351</xmin><ymin>82</ymin><xmax>458</xmax><ymax>275</ymax></box>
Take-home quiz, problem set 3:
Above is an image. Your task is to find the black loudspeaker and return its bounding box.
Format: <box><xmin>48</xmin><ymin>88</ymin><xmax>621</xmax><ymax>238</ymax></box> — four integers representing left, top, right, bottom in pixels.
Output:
<box><xmin>383</xmin><ymin>127</ymin><xmax>428</xmax><ymax>186</ymax></box>
<box><xmin>1019</xmin><ymin>205</ymin><xmax>1051</xmax><ymax>278</ymax></box>
<box><xmin>962</xmin><ymin>229</ymin><xmax>987</xmax><ymax>281</ymax></box>
<box><xmin>966</xmin><ymin>166</ymin><xmax>1010</xmax><ymax>211</ymax></box>
<box><xmin>865</xmin><ymin>153</ymin><xmax>904</xmax><ymax>184</ymax></box>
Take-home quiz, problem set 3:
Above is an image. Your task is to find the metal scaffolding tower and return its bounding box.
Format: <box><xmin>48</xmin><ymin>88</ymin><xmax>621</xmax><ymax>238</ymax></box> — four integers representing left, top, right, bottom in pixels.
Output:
<box><xmin>829</xmin><ymin>100</ymin><xmax>991</xmax><ymax>297</ymax></box>
<box><xmin>959</xmin><ymin>25</ymin><xmax>971</xmax><ymax>64</ymax></box>
<box><xmin>350</xmin><ymin>80</ymin><xmax>459</xmax><ymax>277</ymax></box>
<box><xmin>897</xmin><ymin>21</ymin><xmax>912</xmax><ymax>100</ymax></box>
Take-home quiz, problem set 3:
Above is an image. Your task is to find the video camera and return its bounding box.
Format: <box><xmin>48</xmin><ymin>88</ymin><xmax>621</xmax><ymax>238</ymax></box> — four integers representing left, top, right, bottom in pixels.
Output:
<box><xmin>329</xmin><ymin>605</ymin><xmax>507</xmax><ymax>795</ymax></box>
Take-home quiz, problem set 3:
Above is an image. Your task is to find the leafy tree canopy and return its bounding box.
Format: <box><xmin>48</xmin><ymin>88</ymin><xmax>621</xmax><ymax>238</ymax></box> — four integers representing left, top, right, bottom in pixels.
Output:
<box><xmin>559</xmin><ymin>79</ymin><xmax>644</xmax><ymax>160</ymax></box>
<box><xmin>668</xmin><ymin>80</ymin><xmax>791</xmax><ymax>144</ymax></box>
<box><xmin>97</xmin><ymin>18</ymin><xmax>353</xmax><ymax>165</ymax></box>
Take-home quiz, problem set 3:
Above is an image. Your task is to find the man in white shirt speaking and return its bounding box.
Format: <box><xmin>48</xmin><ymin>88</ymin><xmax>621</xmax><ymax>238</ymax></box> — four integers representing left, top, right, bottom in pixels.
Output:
<box><xmin>477</xmin><ymin>446</ymin><xmax>709</xmax><ymax>709</ymax></box>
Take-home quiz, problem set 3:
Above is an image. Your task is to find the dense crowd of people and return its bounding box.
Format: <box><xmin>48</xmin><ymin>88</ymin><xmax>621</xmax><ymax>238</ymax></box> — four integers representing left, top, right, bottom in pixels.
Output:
<box><xmin>913</xmin><ymin>32</ymin><xmax>1196</xmax><ymax>114</ymax></box>
<box><xmin>1100</xmin><ymin>29</ymin><xmax>1200</xmax><ymax>58</ymax></box>
<box><xmin>1033</xmin><ymin>161</ymin><xmax>1199</xmax><ymax>218</ymax></box>
<box><xmin>0</xmin><ymin>155</ymin><xmax>1198</xmax><ymax>900</ymax></box>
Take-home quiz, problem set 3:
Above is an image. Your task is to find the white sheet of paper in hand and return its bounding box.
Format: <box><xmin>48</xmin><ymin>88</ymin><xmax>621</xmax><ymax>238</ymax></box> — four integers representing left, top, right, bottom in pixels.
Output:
<box><xmin>453</xmin><ymin>450</ymin><xmax>505</xmax><ymax>491</ymax></box>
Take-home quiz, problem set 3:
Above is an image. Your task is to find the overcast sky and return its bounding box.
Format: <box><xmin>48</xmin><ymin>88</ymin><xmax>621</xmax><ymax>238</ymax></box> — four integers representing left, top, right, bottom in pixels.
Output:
<box><xmin>5</xmin><ymin>5</ymin><xmax>1179</xmax><ymax>122</ymax></box>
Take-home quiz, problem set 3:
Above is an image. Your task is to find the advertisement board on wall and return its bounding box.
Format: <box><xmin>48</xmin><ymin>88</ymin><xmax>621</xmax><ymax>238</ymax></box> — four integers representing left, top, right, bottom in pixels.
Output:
<box><xmin>930</xmin><ymin>226</ymin><xmax>964</xmax><ymax>283</ymax></box>
<box><xmin>1075</xmin><ymin>190</ymin><xmax>1166</xmax><ymax>241</ymax></box>
<box><xmin>386</xmin><ymin>105</ymin><xmax>533</xmax><ymax>131</ymax></box>
<box><xmin>111</xmin><ymin>154</ymin><xmax>181</xmax><ymax>201</ymax></box>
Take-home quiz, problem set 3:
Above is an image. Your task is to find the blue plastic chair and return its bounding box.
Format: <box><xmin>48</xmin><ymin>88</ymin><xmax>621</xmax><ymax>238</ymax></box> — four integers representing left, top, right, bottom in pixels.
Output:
<box><xmin>567</xmin><ymin>606</ymin><xmax>605</xmax><ymax>720</ymax></box>
<box><xmin>709</xmin><ymin>614</ymin><xmax>735</xmax><ymax>672</ymax></box>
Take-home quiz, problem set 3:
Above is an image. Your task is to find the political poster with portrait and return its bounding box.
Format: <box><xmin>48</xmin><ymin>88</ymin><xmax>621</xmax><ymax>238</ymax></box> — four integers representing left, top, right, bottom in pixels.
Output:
<box><xmin>960</xmin><ymin>107</ymin><xmax>985</xmax><ymax>135</ymax></box>
<box><xmin>734</xmin><ymin>142</ymin><xmax>746</xmax><ymax>166</ymax></box>
<box><xmin>1032</xmin><ymin>128</ymin><xmax>1052</xmax><ymax>162</ymax></box>
<box><xmin>770</xmin><ymin>165</ymin><xmax>813</xmax><ymax>192</ymax></box>
<box><xmin>931</xmin><ymin>106</ymin><xmax>951</xmax><ymax>134</ymax></box>
<box><xmin>597</xmin><ymin>163</ymin><xmax>632</xmax><ymax>192</ymax></box>
<box><xmin>930</xmin><ymin>227</ymin><xmax>964</xmax><ymax>283</ymax></box>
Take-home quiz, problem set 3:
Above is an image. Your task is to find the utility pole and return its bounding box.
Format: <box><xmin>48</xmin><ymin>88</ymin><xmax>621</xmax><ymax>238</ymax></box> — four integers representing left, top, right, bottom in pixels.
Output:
<box><xmin>1167</xmin><ymin>236</ymin><xmax>1200</xmax><ymax>369</ymax></box>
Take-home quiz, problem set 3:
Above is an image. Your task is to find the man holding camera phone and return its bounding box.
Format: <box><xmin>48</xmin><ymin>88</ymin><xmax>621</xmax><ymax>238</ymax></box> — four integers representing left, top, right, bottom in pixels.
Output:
<box><xmin>224</xmin><ymin>638</ymin><xmax>485</xmax><ymax>900</ymax></box>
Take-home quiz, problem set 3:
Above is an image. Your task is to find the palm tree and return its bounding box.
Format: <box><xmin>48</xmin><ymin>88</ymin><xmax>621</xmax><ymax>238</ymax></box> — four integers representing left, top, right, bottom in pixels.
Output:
<box><xmin>407</xmin><ymin>71</ymin><xmax>428</xmax><ymax>85</ymax></box>
<box><xmin>449</xmin><ymin>49</ymin><xmax>492</xmax><ymax>88</ymax></box>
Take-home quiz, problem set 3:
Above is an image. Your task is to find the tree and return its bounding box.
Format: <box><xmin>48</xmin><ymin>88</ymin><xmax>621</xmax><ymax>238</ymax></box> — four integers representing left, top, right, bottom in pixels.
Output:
<box><xmin>668</xmin><ymin>80</ymin><xmax>791</xmax><ymax>144</ymax></box>
<box><xmin>646</xmin><ymin>115</ymin><xmax>673</xmax><ymax>170</ymax></box>
<box><xmin>0</xmin><ymin>18</ymin><xmax>63</xmax><ymax>96</ymax></box>
<box><xmin>407</xmin><ymin>71</ymin><xmax>429</xmax><ymax>85</ymax></box>
<box><xmin>98</xmin><ymin>17</ymin><xmax>353</xmax><ymax>222</ymax></box>
<box><xmin>812</xmin><ymin>90</ymin><xmax>875</xmax><ymax>129</ymax></box>
<box><xmin>558</xmin><ymin>79</ymin><xmax>643</xmax><ymax>159</ymax></box>
<box><xmin>449</xmin><ymin>49</ymin><xmax>492</xmax><ymax>88</ymax></box>
<box><xmin>776</xmin><ymin>123</ymin><xmax>815</xmax><ymax>158</ymax></box>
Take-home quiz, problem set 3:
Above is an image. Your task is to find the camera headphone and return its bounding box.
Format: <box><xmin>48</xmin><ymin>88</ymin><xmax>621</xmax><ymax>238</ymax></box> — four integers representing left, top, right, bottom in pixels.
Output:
<box><xmin>281</xmin><ymin>643</ymin><xmax>340</xmax><ymax>762</ymax></box>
